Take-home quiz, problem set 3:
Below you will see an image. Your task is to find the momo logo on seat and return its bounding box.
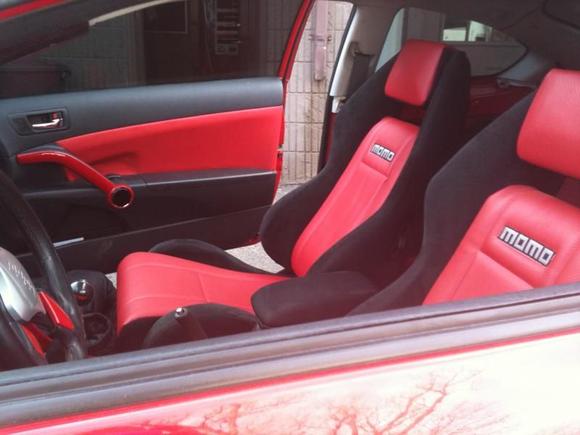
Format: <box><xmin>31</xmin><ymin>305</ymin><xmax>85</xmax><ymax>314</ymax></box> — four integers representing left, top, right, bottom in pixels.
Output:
<box><xmin>498</xmin><ymin>226</ymin><xmax>555</xmax><ymax>266</ymax></box>
<box><xmin>370</xmin><ymin>144</ymin><xmax>396</xmax><ymax>162</ymax></box>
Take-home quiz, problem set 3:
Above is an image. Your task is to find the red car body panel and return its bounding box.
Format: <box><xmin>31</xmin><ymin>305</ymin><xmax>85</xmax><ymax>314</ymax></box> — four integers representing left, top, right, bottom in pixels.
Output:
<box><xmin>7</xmin><ymin>329</ymin><xmax>580</xmax><ymax>434</ymax></box>
<box><xmin>278</xmin><ymin>0</ymin><xmax>315</xmax><ymax>86</ymax></box>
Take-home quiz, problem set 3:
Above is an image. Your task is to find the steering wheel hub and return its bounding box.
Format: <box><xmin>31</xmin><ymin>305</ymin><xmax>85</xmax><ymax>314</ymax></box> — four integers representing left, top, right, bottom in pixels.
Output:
<box><xmin>0</xmin><ymin>247</ymin><xmax>45</xmax><ymax>322</ymax></box>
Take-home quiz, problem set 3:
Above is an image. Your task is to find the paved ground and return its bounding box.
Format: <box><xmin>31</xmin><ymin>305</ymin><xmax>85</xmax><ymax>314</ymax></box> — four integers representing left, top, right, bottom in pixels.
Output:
<box><xmin>227</xmin><ymin>184</ymin><xmax>298</xmax><ymax>273</ymax></box>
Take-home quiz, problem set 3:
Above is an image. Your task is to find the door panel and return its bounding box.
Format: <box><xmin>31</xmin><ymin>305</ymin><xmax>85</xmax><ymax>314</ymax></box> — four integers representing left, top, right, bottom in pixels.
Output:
<box><xmin>0</xmin><ymin>78</ymin><xmax>282</xmax><ymax>154</ymax></box>
<box><xmin>0</xmin><ymin>0</ymin><xmax>313</xmax><ymax>273</ymax></box>
<box><xmin>0</xmin><ymin>78</ymin><xmax>284</xmax><ymax>272</ymax></box>
<box><xmin>58</xmin><ymin>106</ymin><xmax>283</xmax><ymax>178</ymax></box>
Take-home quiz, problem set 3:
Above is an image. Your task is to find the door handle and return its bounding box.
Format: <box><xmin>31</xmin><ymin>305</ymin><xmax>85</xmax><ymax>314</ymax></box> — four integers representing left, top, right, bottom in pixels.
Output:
<box><xmin>9</xmin><ymin>109</ymin><xmax>68</xmax><ymax>135</ymax></box>
<box><xmin>31</xmin><ymin>117</ymin><xmax>63</xmax><ymax>130</ymax></box>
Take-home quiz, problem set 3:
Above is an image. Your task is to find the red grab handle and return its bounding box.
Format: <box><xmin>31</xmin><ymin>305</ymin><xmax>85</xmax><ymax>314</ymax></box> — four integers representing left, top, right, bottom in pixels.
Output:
<box><xmin>17</xmin><ymin>150</ymin><xmax>134</xmax><ymax>209</ymax></box>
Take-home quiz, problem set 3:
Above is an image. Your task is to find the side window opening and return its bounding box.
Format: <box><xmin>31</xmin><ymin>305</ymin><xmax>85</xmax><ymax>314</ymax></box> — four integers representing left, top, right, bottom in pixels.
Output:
<box><xmin>0</xmin><ymin>0</ymin><xmax>304</xmax><ymax>99</ymax></box>
<box><xmin>377</xmin><ymin>7</ymin><xmax>527</xmax><ymax>77</ymax></box>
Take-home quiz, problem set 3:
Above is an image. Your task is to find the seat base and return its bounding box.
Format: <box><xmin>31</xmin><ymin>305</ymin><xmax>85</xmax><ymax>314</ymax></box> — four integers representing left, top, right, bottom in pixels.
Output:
<box><xmin>116</xmin><ymin>252</ymin><xmax>287</xmax><ymax>335</ymax></box>
<box><xmin>151</xmin><ymin>239</ymin><xmax>270</xmax><ymax>274</ymax></box>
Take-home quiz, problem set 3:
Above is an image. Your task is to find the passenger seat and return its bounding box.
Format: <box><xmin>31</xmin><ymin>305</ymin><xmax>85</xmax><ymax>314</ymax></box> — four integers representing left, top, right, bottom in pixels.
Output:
<box><xmin>352</xmin><ymin>68</ymin><xmax>580</xmax><ymax>314</ymax></box>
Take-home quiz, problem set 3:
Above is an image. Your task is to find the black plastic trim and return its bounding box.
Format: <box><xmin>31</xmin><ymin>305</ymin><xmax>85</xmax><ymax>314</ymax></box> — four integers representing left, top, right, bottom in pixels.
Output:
<box><xmin>0</xmin><ymin>283</ymin><xmax>579</xmax><ymax>426</ymax></box>
<box><xmin>17</xmin><ymin>204</ymin><xmax>271</xmax><ymax>274</ymax></box>
<box><xmin>0</xmin><ymin>167</ymin><xmax>276</xmax><ymax>270</ymax></box>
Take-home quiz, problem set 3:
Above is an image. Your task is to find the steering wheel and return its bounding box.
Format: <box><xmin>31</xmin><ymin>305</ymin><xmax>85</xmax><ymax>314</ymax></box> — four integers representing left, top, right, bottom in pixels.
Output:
<box><xmin>0</xmin><ymin>169</ymin><xmax>86</xmax><ymax>369</ymax></box>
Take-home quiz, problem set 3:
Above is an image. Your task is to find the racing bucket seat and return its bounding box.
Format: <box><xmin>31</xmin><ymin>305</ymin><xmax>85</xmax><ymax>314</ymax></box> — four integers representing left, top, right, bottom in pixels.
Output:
<box><xmin>116</xmin><ymin>40</ymin><xmax>471</xmax><ymax>348</ymax></box>
<box><xmin>351</xmin><ymin>68</ymin><xmax>580</xmax><ymax>316</ymax></box>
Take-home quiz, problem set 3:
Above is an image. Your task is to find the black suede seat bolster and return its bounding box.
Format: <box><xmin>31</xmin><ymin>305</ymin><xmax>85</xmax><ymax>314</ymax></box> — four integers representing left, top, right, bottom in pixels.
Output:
<box><xmin>141</xmin><ymin>303</ymin><xmax>257</xmax><ymax>349</ymax></box>
<box><xmin>252</xmin><ymin>271</ymin><xmax>378</xmax><ymax>328</ymax></box>
<box><xmin>150</xmin><ymin>239</ymin><xmax>271</xmax><ymax>274</ymax></box>
<box><xmin>349</xmin><ymin>95</ymin><xmax>565</xmax><ymax>315</ymax></box>
<box><xmin>308</xmin><ymin>50</ymin><xmax>471</xmax><ymax>286</ymax></box>
<box><xmin>259</xmin><ymin>58</ymin><xmax>402</xmax><ymax>271</ymax></box>
<box><xmin>117</xmin><ymin>303</ymin><xmax>257</xmax><ymax>351</ymax></box>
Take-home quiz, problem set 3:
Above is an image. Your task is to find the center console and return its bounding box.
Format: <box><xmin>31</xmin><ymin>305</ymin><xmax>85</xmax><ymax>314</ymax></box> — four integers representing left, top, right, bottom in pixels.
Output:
<box><xmin>66</xmin><ymin>270</ymin><xmax>116</xmax><ymax>355</ymax></box>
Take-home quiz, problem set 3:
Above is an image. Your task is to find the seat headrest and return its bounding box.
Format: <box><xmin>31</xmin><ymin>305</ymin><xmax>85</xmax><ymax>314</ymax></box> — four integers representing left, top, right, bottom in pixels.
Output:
<box><xmin>518</xmin><ymin>68</ymin><xmax>580</xmax><ymax>179</ymax></box>
<box><xmin>384</xmin><ymin>39</ymin><xmax>447</xmax><ymax>107</ymax></box>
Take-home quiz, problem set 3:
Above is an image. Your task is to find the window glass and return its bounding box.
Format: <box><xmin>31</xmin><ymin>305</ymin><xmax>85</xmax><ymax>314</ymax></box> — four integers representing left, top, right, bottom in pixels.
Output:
<box><xmin>378</xmin><ymin>8</ymin><xmax>526</xmax><ymax>76</ymax></box>
<box><xmin>0</xmin><ymin>0</ymin><xmax>303</xmax><ymax>98</ymax></box>
<box><xmin>442</xmin><ymin>18</ymin><xmax>514</xmax><ymax>43</ymax></box>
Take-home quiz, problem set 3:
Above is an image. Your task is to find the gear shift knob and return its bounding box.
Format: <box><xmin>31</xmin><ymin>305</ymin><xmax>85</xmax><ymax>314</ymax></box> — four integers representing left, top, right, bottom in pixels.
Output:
<box><xmin>70</xmin><ymin>279</ymin><xmax>94</xmax><ymax>305</ymax></box>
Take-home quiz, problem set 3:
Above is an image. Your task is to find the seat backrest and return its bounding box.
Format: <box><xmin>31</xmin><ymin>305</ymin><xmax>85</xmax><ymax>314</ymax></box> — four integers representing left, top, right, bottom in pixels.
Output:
<box><xmin>261</xmin><ymin>40</ymin><xmax>471</xmax><ymax>284</ymax></box>
<box><xmin>351</xmin><ymin>68</ymin><xmax>580</xmax><ymax>314</ymax></box>
<box><xmin>425</xmin><ymin>69</ymin><xmax>580</xmax><ymax>304</ymax></box>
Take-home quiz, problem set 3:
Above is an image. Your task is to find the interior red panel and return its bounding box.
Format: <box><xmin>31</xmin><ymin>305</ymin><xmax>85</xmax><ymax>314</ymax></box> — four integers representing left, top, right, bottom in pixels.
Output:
<box><xmin>117</xmin><ymin>252</ymin><xmax>287</xmax><ymax>333</ymax></box>
<box><xmin>517</xmin><ymin>69</ymin><xmax>580</xmax><ymax>179</ymax></box>
<box><xmin>384</xmin><ymin>39</ymin><xmax>446</xmax><ymax>106</ymax></box>
<box><xmin>58</xmin><ymin>106</ymin><xmax>284</xmax><ymax>178</ymax></box>
<box><xmin>291</xmin><ymin>117</ymin><xmax>419</xmax><ymax>276</ymax></box>
<box><xmin>424</xmin><ymin>186</ymin><xmax>580</xmax><ymax>305</ymax></box>
<box><xmin>469</xmin><ymin>77</ymin><xmax>532</xmax><ymax>118</ymax></box>
<box><xmin>394</xmin><ymin>77</ymin><xmax>532</xmax><ymax>142</ymax></box>
<box><xmin>466</xmin><ymin>76</ymin><xmax>532</xmax><ymax>137</ymax></box>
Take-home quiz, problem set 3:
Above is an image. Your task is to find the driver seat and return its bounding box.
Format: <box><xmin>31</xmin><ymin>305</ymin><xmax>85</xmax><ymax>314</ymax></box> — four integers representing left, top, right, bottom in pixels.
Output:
<box><xmin>115</xmin><ymin>40</ymin><xmax>471</xmax><ymax>348</ymax></box>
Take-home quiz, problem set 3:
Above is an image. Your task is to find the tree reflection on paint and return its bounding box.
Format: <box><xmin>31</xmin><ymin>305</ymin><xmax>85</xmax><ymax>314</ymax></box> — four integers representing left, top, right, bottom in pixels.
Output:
<box><xmin>178</xmin><ymin>372</ymin><xmax>511</xmax><ymax>434</ymax></box>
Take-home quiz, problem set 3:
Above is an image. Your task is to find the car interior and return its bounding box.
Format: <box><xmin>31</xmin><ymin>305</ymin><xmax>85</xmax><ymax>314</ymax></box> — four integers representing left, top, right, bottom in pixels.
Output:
<box><xmin>0</xmin><ymin>0</ymin><xmax>578</xmax><ymax>373</ymax></box>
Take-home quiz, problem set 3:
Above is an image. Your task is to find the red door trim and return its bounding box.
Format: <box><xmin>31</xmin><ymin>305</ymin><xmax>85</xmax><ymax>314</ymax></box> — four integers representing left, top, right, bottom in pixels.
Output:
<box><xmin>17</xmin><ymin>150</ymin><xmax>135</xmax><ymax>209</ymax></box>
<box><xmin>57</xmin><ymin>106</ymin><xmax>284</xmax><ymax>178</ymax></box>
<box><xmin>0</xmin><ymin>0</ymin><xmax>65</xmax><ymax>20</ymax></box>
<box><xmin>278</xmin><ymin>0</ymin><xmax>316</xmax><ymax>85</ymax></box>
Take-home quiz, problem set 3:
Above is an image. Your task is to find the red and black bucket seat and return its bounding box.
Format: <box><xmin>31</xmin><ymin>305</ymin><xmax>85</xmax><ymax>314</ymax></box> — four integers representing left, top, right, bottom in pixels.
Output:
<box><xmin>352</xmin><ymin>68</ymin><xmax>580</xmax><ymax>315</ymax></box>
<box><xmin>116</xmin><ymin>40</ymin><xmax>472</xmax><ymax>348</ymax></box>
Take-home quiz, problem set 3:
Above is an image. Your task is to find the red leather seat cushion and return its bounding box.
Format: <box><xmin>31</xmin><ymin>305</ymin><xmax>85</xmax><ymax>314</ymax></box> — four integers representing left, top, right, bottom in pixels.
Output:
<box><xmin>117</xmin><ymin>252</ymin><xmax>286</xmax><ymax>333</ymax></box>
<box><xmin>384</xmin><ymin>39</ymin><xmax>446</xmax><ymax>106</ymax></box>
<box><xmin>517</xmin><ymin>69</ymin><xmax>580</xmax><ymax>179</ymax></box>
<box><xmin>424</xmin><ymin>186</ymin><xmax>580</xmax><ymax>305</ymax></box>
<box><xmin>291</xmin><ymin>117</ymin><xmax>419</xmax><ymax>276</ymax></box>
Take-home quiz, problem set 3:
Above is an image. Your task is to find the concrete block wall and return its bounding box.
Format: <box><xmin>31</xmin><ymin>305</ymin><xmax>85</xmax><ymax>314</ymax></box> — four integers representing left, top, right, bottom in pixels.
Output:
<box><xmin>282</xmin><ymin>1</ymin><xmax>352</xmax><ymax>185</ymax></box>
